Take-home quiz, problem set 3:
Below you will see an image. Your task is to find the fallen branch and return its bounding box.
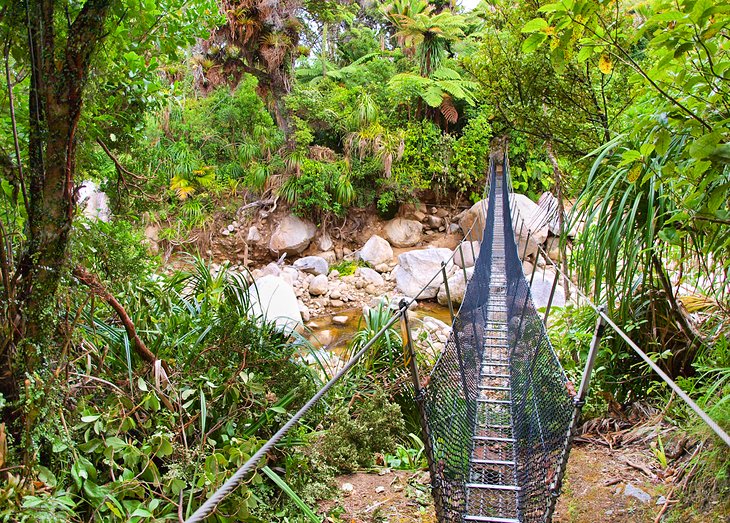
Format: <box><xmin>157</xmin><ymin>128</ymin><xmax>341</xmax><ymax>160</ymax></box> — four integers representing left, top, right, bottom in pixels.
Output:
<box><xmin>73</xmin><ymin>265</ymin><xmax>169</xmax><ymax>373</ymax></box>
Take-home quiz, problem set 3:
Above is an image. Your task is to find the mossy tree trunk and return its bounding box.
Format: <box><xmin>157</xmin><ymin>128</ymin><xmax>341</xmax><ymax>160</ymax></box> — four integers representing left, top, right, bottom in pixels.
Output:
<box><xmin>1</xmin><ymin>0</ymin><xmax>111</xmax><ymax>452</ymax></box>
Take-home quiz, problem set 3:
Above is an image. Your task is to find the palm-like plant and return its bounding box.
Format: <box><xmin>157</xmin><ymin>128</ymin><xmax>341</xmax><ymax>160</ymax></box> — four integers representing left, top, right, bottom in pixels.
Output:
<box><xmin>394</xmin><ymin>10</ymin><xmax>465</xmax><ymax>76</ymax></box>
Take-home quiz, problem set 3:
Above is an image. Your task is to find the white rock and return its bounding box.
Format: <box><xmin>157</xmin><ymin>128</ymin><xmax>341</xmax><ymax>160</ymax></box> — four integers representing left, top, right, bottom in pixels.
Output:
<box><xmin>357</xmin><ymin>267</ymin><xmax>385</xmax><ymax>286</ymax></box>
<box><xmin>260</xmin><ymin>262</ymin><xmax>282</xmax><ymax>278</ymax></box>
<box><xmin>269</xmin><ymin>214</ymin><xmax>317</xmax><ymax>255</ymax></box>
<box><xmin>448</xmin><ymin>223</ymin><xmax>460</xmax><ymax>234</ymax></box>
<box><xmin>280</xmin><ymin>266</ymin><xmax>299</xmax><ymax>286</ymax></box>
<box><xmin>247</xmin><ymin>226</ymin><xmax>262</xmax><ymax>242</ymax></box>
<box><xmin>341</xmin><ymin>483</ymin><xmax>354</xmax><ymax>494</ymax></box>
<box><xmin>394</xmin><ymin>248</ymin><xmax>453</xmax><ymax>299</ymax></box>
<box><xmin>384</xmin><ymin>218</ymin><xmax>423</xmax><ymax>248</ymax></box>
<box><xmin>374</xmin><ymin>263</ymin><xmax>391</xmax><ymax>273</ymax></box>
<box><xmin>248</xmin><ymin>275</ymin><xmax>302</xmax><ymax>333</ymax></box>
<box><xmin>375</xmin><ymin>486</ymin><xmax>386</xmax><ymax>494</ymax></box>
<box><xmin>454</xmin><ymin>241</ymin><xmax>480</xmax><ymax>268</ymax></box>
<box><xmin>309</xmin><ymin>274</ymin><xmax>329</xmax><ymax>296</ymax></box>
<box><xmin>530</xmin><ymin>267</ymin><xmax>565</xmax><ymax>309</ymax></box>
<box><xmin>437</xmin><ymin>267</ymin><xmax>474</xmax><ymax>306</ymax></box>
<box><xmin>422</xmin><ymin>316</ymin><xmax>450</xmax><ymax>332</ymax></box>
<box><xmin>294</xmin><ymin>256</ymin><xmax>329</xmax><ymax>276</ymax></box>
<box><xmin>221</xmin><ymin>229</ymin><xmax>230</xmax><ymax>236</ymax></box>
<box><xmin>79</xmin><ymin>180</ymin><xmax>111</xmax><ymax>222</ymax></box>
<box><xmin>318</xmin><ymin>231</ymin><xmax>334</xmax><ymax>252</ymax></box>
<box><xmin>358</xmin><ymin>235</ymin><xmax>394</xmax><ymax>266</ymax></box>
<box><xmin>332</xmin><ymin>315</ymin><xmax>349</xmax><ymax>325</ymax></box>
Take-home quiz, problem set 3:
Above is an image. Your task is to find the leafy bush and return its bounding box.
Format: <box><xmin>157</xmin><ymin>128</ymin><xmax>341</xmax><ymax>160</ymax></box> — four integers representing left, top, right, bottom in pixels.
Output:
<box><xmin>316</xmin><ymin>389</ymin><xmax>405</xmax><ymax>473</ymax></box>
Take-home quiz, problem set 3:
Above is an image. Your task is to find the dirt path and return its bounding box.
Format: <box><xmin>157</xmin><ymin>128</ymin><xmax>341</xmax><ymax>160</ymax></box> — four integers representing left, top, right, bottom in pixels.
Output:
<box><xmin>321</xmin><ymin>442</ymin><xmax>676</xmax><ymax>523</ymax></box>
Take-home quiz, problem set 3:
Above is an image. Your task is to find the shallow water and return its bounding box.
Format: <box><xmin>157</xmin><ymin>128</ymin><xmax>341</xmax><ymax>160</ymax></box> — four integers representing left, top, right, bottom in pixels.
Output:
<box><xmin>303</xmin><ymin>301</ymin><xmax>453</xmax><ymax>356</ymax></box>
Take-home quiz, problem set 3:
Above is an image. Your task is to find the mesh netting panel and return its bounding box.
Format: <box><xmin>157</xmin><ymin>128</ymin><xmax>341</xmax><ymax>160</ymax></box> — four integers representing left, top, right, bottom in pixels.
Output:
<box><xmin>420</xmin><ymin>154</ymin><xmax>574</xmax><ymax>523</ymax></box>
<box><xmin>420</xmin><ymin>159</ymin><xmax>497</xmax><ymax>521</ymax></box>
<box><xmin>502</xmin><ymin>158</ymin><xmax>573</xmax><ymax>522</ymax></box>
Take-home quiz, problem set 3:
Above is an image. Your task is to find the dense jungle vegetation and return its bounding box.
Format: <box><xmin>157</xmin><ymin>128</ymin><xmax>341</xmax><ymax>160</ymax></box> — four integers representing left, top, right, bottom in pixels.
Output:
<box><xmin>0</xmin><ymin>0</ymin><xmax>728</xmax><ymax>521</ymax></box>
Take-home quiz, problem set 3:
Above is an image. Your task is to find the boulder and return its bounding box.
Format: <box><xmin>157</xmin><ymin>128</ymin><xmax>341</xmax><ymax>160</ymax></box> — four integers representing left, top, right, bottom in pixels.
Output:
<box><xmin>269</xmin><ymin>214</ymin><xmax>317</xmax><ymax>255</ymax></box>
<box><xmin>358</xmin><ymin>235</ymin><xmax>394</xmax><ymax>266</ymax></box>
<box><xmin>459</xmin><ymin>200</ymin><xmax>488</xmax><ymax>241</ymax></box>
<box><xmin>394</xmin><ymin>248</ymin><xmax>453</xmax><ymax>299</ymax></box>
<box><xmin>357</xmin><ymin>267</ymin><xmax>385</xmax><ymax>287</ymax></box>
<box><xmin>294</xmin><ymin>256</ymin><xmax>329</xmax><ymax>276</ymax></box>
<box><xmin>529</xmin><ymin>267</ymin><xmax>565</xmax><ymax>309</ymax></box>
<box><xmin>426</xmin><ymin>215</ymin><xmax>443</xmax><ymax>229</ymax></box>
<box><xmin>454</xmin><ymin>241</ymin><xmax>480</xmax><ymax>268</ymax></box>
<box><xmin>512</xmin><ymin>194</ymin><xmax>550</xmax><ymax>260</ymax></box>
<box><xmin>309</xmin><ymin>274</ymin><xmax>329</xmax><ymax>296</ymax></box>
<box><xmin>248</xmin><ymin>275</ymin><xmax>302</xmax><ymax>333</ymax></box>
<box><xmin>437</xmin><ymin>267</ymin><xmax>474</xmax><ymax>306</ymax></box>
<box><xmin>384</xmin><ymin>218</ymin><xmax>423</xmax><ymax>248</ymax></box>
<box><xmin>332</xmin><ymin>315</ymin><xmax>349</xmax><ymax>326</ymax></box>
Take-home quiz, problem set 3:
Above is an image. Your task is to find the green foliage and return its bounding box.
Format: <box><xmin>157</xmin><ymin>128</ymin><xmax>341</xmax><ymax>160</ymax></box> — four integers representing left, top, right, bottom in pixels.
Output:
<box><xmin>316</xmin><ymin>389</ymin><xmax>405</xmax><ymax>473</ymax></box>
<box><xmin>279</xmin><ymin>159</ymin><xmax>348</xmax><ymax>218</ymax></box>
<box><xmin>71</xmin><ymin>218</ymin><xmax>153</xmax><ymax>288</ymax></box>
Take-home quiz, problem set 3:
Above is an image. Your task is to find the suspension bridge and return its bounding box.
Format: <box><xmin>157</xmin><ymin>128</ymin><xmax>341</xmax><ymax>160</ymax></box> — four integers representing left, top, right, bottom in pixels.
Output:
<box><xmin>186</xmin><ymin>152</ymin><xmax>730</xmax><ymax>523</ymax></box>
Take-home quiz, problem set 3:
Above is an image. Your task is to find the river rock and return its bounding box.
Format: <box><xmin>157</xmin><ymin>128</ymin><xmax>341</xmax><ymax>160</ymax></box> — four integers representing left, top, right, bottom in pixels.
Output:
<box><xmin>247</xmin><ymin>226</ymin><xmax>262</xmax><ymax>242</ymax></box>
<box><xmin>318</xmin><ymin>231</ymin><xmax>334</xmax><ymax>252</ymax></box>
<box><xmin>530</xmin><ymin>267</ymin><xmax>565</xmax><ymax>309</ymax></box>
<box><xmin>332</xmin><ymin>315</ymin><xmax>349</xmax><ymax>325</ymax></box>
<box><xmin>309</xmin><ymin>274</ymin><xmax>329</xmax><ymax>296</ymax></box>
<box><xmin>260</xmin><ymin>262</ymin><xmax>282</xmax><ymax>278</ymax></box>
<box><xmin>437</xmin><ymin>267</ymin><xmax>474</xmax><ymax>306</ymax></box>
<box><xmin>280</xmin><ymin>266</ymin><xmax>299</xmax><ymax>286</ymax></box>
<box><xmin>269</xmin><ymin>214</ymin><xmax>317</xmax><ymax>255</ymax></box>
<box><xmin>248</xmin><ymin>275</ymin><xmax>302</xmax><ymax>333</ymax></box>
<box><xmin>454</xmin><ymin>241</ymin><xmax>480</xmax><ymax>268</ymax></box>
<box><xmin>294</xmin><ymin>256</ymin><xmax>329</xmax><ymax>276</ymax></box>
<box><xmin>357</xmin><ymin>267</ymin><xmax>385</xmax><ymax>286</ymax></box>
<box><xmin>384</xmin><ymin>218</ymin><xmax>423</xmax><ymax>248</ymax></box>
<box><xmin>427</xmin><ymin>215</ymin><xmax>442</xmax><ymax>229</ymax></box>
<box><xmin>394</xmin><ymin>248</ymin><xmax>453</xmax><ymax>299</ymax></box>
<box><xmin>546</xmin><ymin>236</ymin><xmax>562</xmax><ymax>262</ymax></box>
<box><xmin>358</xmin><ymin>235</ymin><xmax>393</xmax><ymax>266</ymax></box>
<box><xmin>319</xmin><ymin>251</ymin><xmax>337</xmax><ymax>265</ymax></box>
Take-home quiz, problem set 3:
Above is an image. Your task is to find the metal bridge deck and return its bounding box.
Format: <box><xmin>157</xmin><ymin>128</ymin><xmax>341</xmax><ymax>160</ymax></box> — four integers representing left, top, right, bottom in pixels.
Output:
<box><xmin>466</xmin><ymin>174</ymin><xmax>519</xmax><ymax>522</ymax></box>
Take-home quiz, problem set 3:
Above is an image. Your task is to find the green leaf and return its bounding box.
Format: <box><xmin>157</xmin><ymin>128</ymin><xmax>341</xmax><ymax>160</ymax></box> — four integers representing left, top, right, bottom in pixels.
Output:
<box><xmin>689</xmin><ymin>131</ymin><xmax>721</xmax><ymax>160</ymax></box>
<box><xmin>137</xmin><ymin>377</ymin><xmax>148</xmax><ymax>392</ymax></box>
<box><xmin>522</xmin><ymin>18</ymin><xmax>549</xmax><ymax>33</ymax></box>
<box><xmin>81</xmin><ymin>414</ymin><xmax>101</xmax><ymax>423</ymax></box>
<box><xmin>655</xmin><ymin>129</ymin><xmax>671</xmax><ymax>156</ymax></box>
<box><xmin>522</xmin><ymin>32</ymin><xmax>548</xmax><ymax>53</ymax></box>
<box><xmin>261</xmin><ymin>466</ymin><xmax>321</xmax><ymax>522</ymax></box>
<box><xmin>269</xmin><ymin>406</ymin><xmax>286</xmax><ymax>414</ymax></box>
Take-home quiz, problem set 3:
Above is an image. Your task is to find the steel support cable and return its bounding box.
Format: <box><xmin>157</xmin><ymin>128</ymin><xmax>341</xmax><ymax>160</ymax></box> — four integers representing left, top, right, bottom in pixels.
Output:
<box><xmin>532</xmin><ymin>238</ymin><xmax>730</xmax><ymax>448</ymax></box>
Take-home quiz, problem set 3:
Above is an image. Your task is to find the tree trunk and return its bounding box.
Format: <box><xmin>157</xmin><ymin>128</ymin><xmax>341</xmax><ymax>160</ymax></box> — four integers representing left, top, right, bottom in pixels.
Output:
<box><xmin>1</xmin><ymin>0</ymin><xmax>111</xmax><ymax>454</ymax></box>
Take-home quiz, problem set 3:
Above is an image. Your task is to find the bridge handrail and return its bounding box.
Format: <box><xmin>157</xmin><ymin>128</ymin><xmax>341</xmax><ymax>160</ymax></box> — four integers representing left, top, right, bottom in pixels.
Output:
<box><xmin>531</xmin><ymin>241</ymin><xmax>730</xmax><ymax>448</ymax></box>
